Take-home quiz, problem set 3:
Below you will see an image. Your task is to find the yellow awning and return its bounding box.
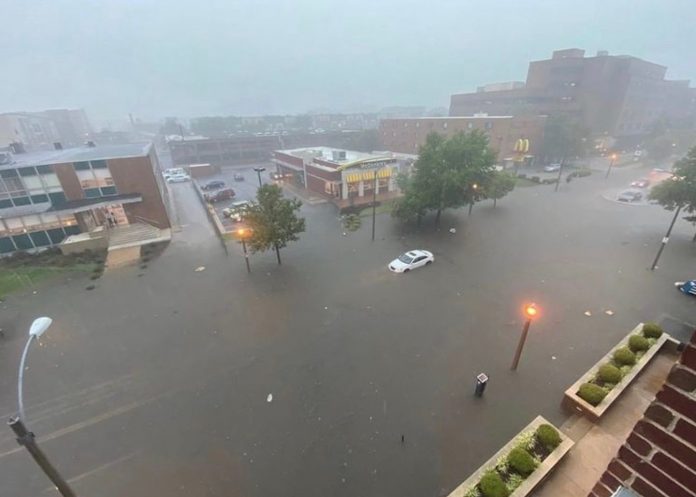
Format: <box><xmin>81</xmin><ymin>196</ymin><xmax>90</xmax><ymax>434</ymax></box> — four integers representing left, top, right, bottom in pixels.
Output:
<box><xmin>345</xmin><ymin>169</ymin><xmax>392</xmax><ymax>183</ymax></box>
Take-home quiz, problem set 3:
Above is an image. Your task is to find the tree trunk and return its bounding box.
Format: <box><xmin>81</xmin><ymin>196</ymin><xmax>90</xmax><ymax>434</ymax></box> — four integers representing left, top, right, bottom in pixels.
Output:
<box><xmin>275</xmin><ymin>244</ymin><xmax>282</xmax><ymax>265</ymax></box>
<box><xmin>692</xmin><ymin>228</ymin><xmax>696</xmax><ymax>243</ymax></box>
<box><xmin>435</xmin><ymin>208</ymin><xmax>442</xmax><ymax>225</ymax></box>
<box><xmin>493</xmin><ymin>198</ymin><xmax>497</xmax><ymax>208</ymax></box>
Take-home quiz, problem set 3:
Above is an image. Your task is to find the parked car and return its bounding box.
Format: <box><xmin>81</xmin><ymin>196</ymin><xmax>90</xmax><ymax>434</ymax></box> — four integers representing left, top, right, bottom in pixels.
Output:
<box><xmin>388</xmin><ymin>250</ymin><xmax>434</xmax><ymax>273</ymax></box>
<box><xmin>675</xmin><ymin>280</ymin><xmax>696</xmax><ymax>296</ymax></box>
<box><xmin>201</xmin><ymin>180</ymin><xmax>226</xmax><ymax>190</ymax></box>
<box><xmin>167</xmin><ymin>173</ymin><xmax>190</xmax><ymax>183</ymax></box>
<box><xmin>223</xmin><ymin>200</ymin><xmax>252</xmax><ymax>221</ymax></box>
<box><xmin>543</xmin><ymin>163</ymin><xmax>561</xmax><ymax>172</ymax></box>
<box><xmin>204</xmin><ymin>188</ymin><xmax>235</xmax><ymax>203</ymax></box>
<box><xmin>269</xmin><ymin>171</ymin><xmax>284</xmax><ymax>180</ymax></box>
<box><xmin>630</xmin><ymin>178</ymin><xmax>650</xmax><ymax>188</ymax></box>
<box><xmin>617</xmin><ymin>189</ymin><xmax>643</xmax><ymax>202</ymax></box>
<box><xmin>233</xmin><ymin>173</ymin><xmax>244</xmax><ymax>181</ymax></box>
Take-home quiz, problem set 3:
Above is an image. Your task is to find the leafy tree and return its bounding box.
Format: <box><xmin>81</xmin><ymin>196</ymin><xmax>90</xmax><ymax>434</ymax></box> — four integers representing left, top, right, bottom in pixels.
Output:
<box><xmin>650</xmin><ymin>146</ymin><xmax>696</xmax><ymax>239</ymax></box>
<box><xmin>485</xmin><ymin>171</ymin><xmax>516</xmax><ymax>208</ymax></box>
<box><xmin>245</xmin><ymin>185</ymin><xmax>305</xmax><ymax>265</ymax></box>
<box><xmin>541</xmin><ymin>116</ymin><xmax>589</xmax><ymax>162</ymax></box>
<box><xmin>394</xmin><ymin>131</ymin><xmax>496</xmax><ymax>224</ymax></box>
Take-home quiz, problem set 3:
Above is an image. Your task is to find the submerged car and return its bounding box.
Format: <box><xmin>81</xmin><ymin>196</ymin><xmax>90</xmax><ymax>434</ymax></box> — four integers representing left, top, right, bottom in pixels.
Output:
<box><xmin>233</xmin><ymin>173</ymin><xmax>245</xmax><ymax>181</ymax></box>
<box><xmin>675</xmin><ymin>280</ymin><xmax>696</xmax><ymax>296</ymax></box>
<box><xmin>204</xmin><ymin>188</ymin><xmax>235</xmax><ymax>203</ymax></box>
<box><xmin>202</xmin><ymin>180</ymin><xmax>226</xmax><ymax>190</ymax></box>
<box><xmin>388</xmin><ymin>250</ymin><xmax>434</xmax><ymax>273</ymax></box>
<box><xmin>617</xmin><ymin>189</ymin><xmax>642</xmax><ymax>202</ymax></box>
<box><xmin>223</xmin><ymin>200</ymin><xmax>252</xmax><ymax>221</ymax></box>
<box><xmin>167</xmin><ymin>173</ymin><xmax>190</xmax><ymax>183</ymax></box>
<box><xmin>630</xmin><ymin>178</ymin><xmax>650</xmax><ymax>188</ymax></box>
<box><xmin>543</xmin><ymin>163</ymin><xmax>561</xmax><ymax>172</ymax></box>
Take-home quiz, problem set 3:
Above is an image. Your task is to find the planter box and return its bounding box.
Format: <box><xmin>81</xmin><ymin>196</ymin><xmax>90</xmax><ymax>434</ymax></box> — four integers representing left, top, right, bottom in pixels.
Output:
<box><xmin>447</xmin><ymin>415</ymin><xmax>574</xmax><ymax>497</ymax></box>
<box><xmin>563</xmin><ymin>323</ymin><xmax>669</xmax><ymax>421</ymax></box>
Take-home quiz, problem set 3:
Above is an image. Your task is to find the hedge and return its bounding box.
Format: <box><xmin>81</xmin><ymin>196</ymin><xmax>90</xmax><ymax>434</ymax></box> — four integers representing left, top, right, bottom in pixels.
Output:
<box><xmin>507</xmin><ymin>447</ymin><xmax>538</xmax><ymax>477</ymax></box>
<box><xmin>535</xmin><ymin>424</ymin><xmax>561</xmax><ymax>451</ymax></box>
<box><xmin>628</xmin><ymin>334</ymin><xmax>650</xmax><ymax>352</ymax></box>
<box><xmin>613</xmin><ymin>347</ymin><xmax>637</xmax><ymax>366</ymax></box>
<box><xmin>642</xmin><ymin>322</ymin><xmax>663</xmax><ymax>339</ymax></box>
<box><xmin>479</xmin><ymin>471</ymin><xmax>509</xmax><ymax>497</ymax></box>
<box><xmin>598</xmin><ymin>363</ymin><xmax>622</xmax><ymax>384</ymax></box>
<box><xmin>578</xmin><ymin>382</ymin><xmax>608</xmax><ymax>406</ymax></box>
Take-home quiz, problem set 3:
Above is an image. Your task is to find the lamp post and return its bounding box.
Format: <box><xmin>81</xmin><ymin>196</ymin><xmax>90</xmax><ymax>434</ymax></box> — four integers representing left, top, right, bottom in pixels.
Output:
<box><xmin>8</xmin><ymin>317</ymin><xmax>76</xmax><ymax>497</ymax></box>
<box><xmin>650</xmin><ymin>205</ymin><xmax>682</xmax><ymax>271</ymax></box>
<box><xmin>371</xmin><ymin>169</ymin><xmax>378</xmax><ymax>242</ymax></box>
<box><xmin>468</xmin><ymin>183</ymin><xmax>478</xmax><ymax>216</ymax></box>
<box><xmin>605</xmin><ymin>153</ymin><xmax>617</xmax><ymax>179</ymax></box>
<box><xmin>253</xmin><ymin>167</ymin><xmax>266</xmax><ymax>188</ymax></box>
<box><xmin>511</xmin><ymin>304</ymin><xmax>538</xmax><ymax>371</ymax></box>
<box><xmin>237</xmin><ymin>228</ymin><xmax>252</xmax><ymax>273</ymax></box>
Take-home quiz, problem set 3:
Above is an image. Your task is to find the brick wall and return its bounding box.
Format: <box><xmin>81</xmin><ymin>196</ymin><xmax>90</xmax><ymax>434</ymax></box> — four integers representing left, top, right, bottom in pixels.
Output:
<box><xmin>53</xmin><ymin>163</ymin><xmax>84</xmax><ymax>201</ymax></box>
<box><xmin>589</xmin><ymin>331</ymin><xmax>696</xmax><ymax>497</ymax></box>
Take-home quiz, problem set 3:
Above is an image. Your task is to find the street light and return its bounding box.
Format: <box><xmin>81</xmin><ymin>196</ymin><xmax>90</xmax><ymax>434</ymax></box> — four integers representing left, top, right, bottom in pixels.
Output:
<box><xmin>511</xmin><ymin>303</ymin><xmax>538</xmax><ymax>371</ymax></box>
<box><xmin>468</xmin><ymin>183</ymin><xmax>478</xmax><ymax>216</ymax></box>
<box><xmin>605</xmin><ymin>153</ymin><xmax>618</xmax><ymax>179</ymax></box>
<box><xmin>8</xmin><ymin>317</ymin><xmax>76</xmax><ymax>497</ymax></box>
<box><xmin>236</xmin><ymin>227</ymin><xmax>252</xmax><ymax>273</ymax></box>
<box><xmin>253</xmin><ymin>167</ymin><xmax>266</xmax><ymax>188</ymax></box>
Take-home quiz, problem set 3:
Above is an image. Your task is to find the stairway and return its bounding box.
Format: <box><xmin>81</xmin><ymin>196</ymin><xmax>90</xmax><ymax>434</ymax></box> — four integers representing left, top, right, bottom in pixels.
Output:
<box><xmin>104</xmin><ymin>222</ymin><xmax>171</xmax><ymax>270</ymax></box>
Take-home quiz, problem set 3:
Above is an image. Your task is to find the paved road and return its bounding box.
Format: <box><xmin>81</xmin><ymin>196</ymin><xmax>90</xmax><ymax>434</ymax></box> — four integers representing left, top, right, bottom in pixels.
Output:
<box><xmin>0</xmin><ymin>162</ymin><xmax>694</xmax><ymax>497</ymax></box>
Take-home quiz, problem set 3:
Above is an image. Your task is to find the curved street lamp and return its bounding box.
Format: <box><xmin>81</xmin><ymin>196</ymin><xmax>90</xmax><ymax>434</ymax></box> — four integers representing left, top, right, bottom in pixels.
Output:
<box><xmin>8</xmin><ymin>317</ymin><xmax>76</xmax><ymax>497</ymax></box>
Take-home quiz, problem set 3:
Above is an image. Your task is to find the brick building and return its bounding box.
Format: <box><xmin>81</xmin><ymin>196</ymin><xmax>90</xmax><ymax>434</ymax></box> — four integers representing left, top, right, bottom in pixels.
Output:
<box><xmin>272</xmin><ymin>147</ymin><xmax>401</xmax><ymax>208</ymax></box>
<box><xmin>0</xmin><ymin>109</ymin><xmax>92</xmax><ymax>151</ymax></box>
<box><xmin>0</xmin><ymin>142</ymin><xmax>170</xmax><ymax>254</ymax></box>
<box><xmin>449</xmin><ymin>49</ymin><xmax>695</xmax><ymax>139</ymax></box>
<box><xmin>378</xmin><ymin>115</ymin><xmax>546</xmax><ymax>161</ymax></box>
<box><xmin>589</xmin><ymin>331</ymin><xmax>696</xmax><ymax>497</ymax></box>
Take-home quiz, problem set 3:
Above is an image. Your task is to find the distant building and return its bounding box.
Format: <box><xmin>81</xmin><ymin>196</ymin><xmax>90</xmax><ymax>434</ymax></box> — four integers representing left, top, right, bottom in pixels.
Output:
<box><xmin>272</xmin><ymin>147</ymin><xmax>403</xmax><ymax>208</ymax></box>
<box><xmin>0</xmin><ymin>109</ymin><xmax>93</xmax><ymax>151</ymax></box>
<box><xmin>379</xmin><ymin>115</ymin><xmax>547</xmax><ymax>161</ymax></box>
<box><xmin>0</xmin><ymin>142</ymin><xmax>170</xmax><ymax>254</ymax></box>
<box><xmin>449</xmin><ymin>49</ymin><xmax>695</xmax><ymax>139</ymax></box>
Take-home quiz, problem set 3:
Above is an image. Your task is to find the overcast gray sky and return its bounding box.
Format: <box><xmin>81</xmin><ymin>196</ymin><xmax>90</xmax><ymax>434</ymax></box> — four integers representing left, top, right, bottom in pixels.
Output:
<box><xmin>2</xmin><ymin>0</ymin><xmax>695</xmax><ymax>124</ymax></box>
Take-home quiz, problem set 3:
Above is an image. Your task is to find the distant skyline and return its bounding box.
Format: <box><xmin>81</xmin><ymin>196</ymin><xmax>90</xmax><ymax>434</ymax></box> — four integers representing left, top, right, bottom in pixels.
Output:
<box><xmin>1</xmin><ymin>0</ymin><xmax>695</xmax><ymax>126</ymax></box>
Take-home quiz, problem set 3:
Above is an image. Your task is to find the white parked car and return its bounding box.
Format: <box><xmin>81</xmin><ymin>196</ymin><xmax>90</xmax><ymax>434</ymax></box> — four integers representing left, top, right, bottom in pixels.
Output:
<box><xmin>388</xmin><ymin>250</ymin><xmax>434</xmax><ymax>273</ymax></box>
<box><xmin>167</xmin><ymin>173</ymin><xmax>190</xmax><ymax>183</ymax></box>
<box><xmin>543</xmin><ymin>163</ymin><xmax>561</xmax><ymax>172</ymax></box>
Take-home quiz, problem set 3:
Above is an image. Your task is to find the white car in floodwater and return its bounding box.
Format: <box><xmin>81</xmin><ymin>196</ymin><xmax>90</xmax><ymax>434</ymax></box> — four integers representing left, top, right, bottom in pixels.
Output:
<box><xmin>388</xmin><ymin>250</ymin><xmax>434</xmax><ymax>273</ymax></box>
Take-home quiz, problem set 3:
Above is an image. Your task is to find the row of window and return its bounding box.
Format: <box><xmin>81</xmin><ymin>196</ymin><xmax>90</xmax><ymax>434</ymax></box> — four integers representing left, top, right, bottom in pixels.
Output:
<box><xmin>0</xmin><ymin>191</ymin><xmax>66</xmax><ymax>209</ymax></box>
<box><xmin>0</xmin><ymin>225</ymin><xmax>82</xmax><ymax>254</ymax></box>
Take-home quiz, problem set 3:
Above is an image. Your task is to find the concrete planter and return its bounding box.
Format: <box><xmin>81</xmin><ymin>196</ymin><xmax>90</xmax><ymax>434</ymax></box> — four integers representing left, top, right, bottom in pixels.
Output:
<box><xmin>448</xmin><ymin>415</ymin><xmax>574</xmax><ymax>497</ymax></box>
<box><xmin>563</xmin><ymin>323</ymin><xmax>669</xmax><ymax>421</ymax></box>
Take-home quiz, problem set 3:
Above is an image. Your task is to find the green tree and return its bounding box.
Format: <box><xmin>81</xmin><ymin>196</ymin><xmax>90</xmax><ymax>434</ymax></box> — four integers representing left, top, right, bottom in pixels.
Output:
<box><xmin>394</xmin><ymin>131</ymin><xmax>496</xmax><ymax>224</ymax></box>
<box><xmin>486</xmin><ymin>171</ymin><xmax>516</xmax><ymax>208</ymax></box>
<box><xmin>245</xmin><ymin>185</ymin><xmax>306</xmax><ymax>265</ymax></box>
<box><xmin>541</xmin><ymin>116</ymin><xmax>589</xmax><ymax>162</ymax></box>
<box><xmin>650</xmin><ymin>146</ymin><xmax>696</xmax><ymax>239</ymax></box>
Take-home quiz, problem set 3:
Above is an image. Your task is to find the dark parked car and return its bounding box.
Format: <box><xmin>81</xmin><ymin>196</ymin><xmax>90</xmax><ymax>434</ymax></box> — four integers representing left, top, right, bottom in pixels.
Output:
<box><xmin>204</xmin><ymin>188</ymin><xmax>235</xmax><ymax>203</ymax></box>
<box><xmin>201</xmin><ymin>180</ymin><xmax>226</xmax><ymax>190</ymax></box>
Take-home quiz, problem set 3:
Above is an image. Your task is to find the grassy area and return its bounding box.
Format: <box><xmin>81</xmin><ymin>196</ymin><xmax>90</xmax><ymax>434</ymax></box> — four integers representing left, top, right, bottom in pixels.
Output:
<box><xmin>515</xmin><ymin>177</ymin><xmax>540</xmax><ymax>187</ymax></box>
<box><xmin>0</xmin><ymin>264</ymin><xmax>97</xmax><ymax>298</ymax></box>
<box><xmin>0</xmin><ymin>248</ymin><xmax>105</xmax><ymax>298</ymax></box>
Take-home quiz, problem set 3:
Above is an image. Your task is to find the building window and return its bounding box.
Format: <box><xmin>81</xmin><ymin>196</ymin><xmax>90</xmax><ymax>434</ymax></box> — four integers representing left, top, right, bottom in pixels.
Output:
<box><xmin>29</xmin><ymin>231</ymin><xmax>51</xmax><ymax>247</ymax></box>
<box><xmin>485</xmin><ymin>122</ymin><xmax>493</xmax><ymax>130</ymax></box>
<box><xmin>12</xmin><ymin>197</ymin><xmax>31</xmax><ymax>207</ymax></box>
<box><xmin>90</xmin><ymin>160</ymin><xmax>107</xmax><ymax>169</ymax></box>
<box><xmin>36</xmin><ymin>165</ymin><xmax>52</xmax><ymax>174</ymax></box>
<box><xmin>443</xmin><ymin>122</ymin><xmax>448</xmax><ymax>129</ymax></box>
<box><xmin>84</xmin><ymin>188</ymin><xmax>101</xmax><ymax>198</ymax></box>
<box><xmin>73</xmin><ymin>161</ymin><xmax>90</xmax><ymax>171</ymax></box>
<box><xmin>467</xmin><ymin>122</ymin><xmax>473</xmax><ymax>129</ymax></box>
<box><xmin>100</xmin><ymin>186</ymin><xmax>117</xmax><ymax>196</ymax></box>
<box><xmin>48</xmin><ymin>192</ymin><xmax>66</xmax><ymax>206</ymax></box>
<box><xmin>415</xmin><ymin>122</ymin><xmax>420</xmax><ymax>128</ymax></box>
<box><xmin>0</xmin><ymin>199</ymin><xmax>12</xmax><ymax>209</ymax></box>
<box><xmin>18</xmin><ymin>167</ymin><xmax>37</xmax><ymax>177</ymax></box>
<box><xmin>30</xmin><ymin>194</ymin><xmax>49</xmax><ymax>204</ymax></box>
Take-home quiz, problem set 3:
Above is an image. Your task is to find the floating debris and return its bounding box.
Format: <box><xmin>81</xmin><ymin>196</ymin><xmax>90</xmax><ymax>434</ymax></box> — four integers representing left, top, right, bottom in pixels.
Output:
<box><xmin>267</xmin><ymin>393</ymin><xmax>273</xmax><ymax>403</ymax></box>
<box><xmin>605</xmin><ymin>310</ymin><xmax>615</xmax><ymax>316</ymax></box>
<box><xmin>194</xmin><ymin>266</ymin><xmax>205</xmax><ymax>272</ymax></box>
<box><xmin>584</xmin><ymin>311</ymin><xmax>592</xmax><ymax>316</ymax></box>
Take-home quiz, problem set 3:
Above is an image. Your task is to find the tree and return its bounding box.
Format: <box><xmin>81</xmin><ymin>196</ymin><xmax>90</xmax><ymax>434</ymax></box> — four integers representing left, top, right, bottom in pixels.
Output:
<box><xmin>160</xmin><ymin>117</ymin><xmax>183</xmax><ymax>136</ymax></box>
<box><xmin>650</xmin><ymin>146</ymin><xmax>696</xmax><ymax>239</ymax></box>
<box><xmin>245</xmin><ymin>185</ymin><xmax>305</xmax><ymax>265</ymax></box>
<box><xmin>541</xmin><ymin>116</ymin><xmax>589</xmax><ymax>162</ymax></box>
<box><xmin>393</xmin><ymin>131</ymin><xmax>497</xmax><ymax>224</ymax></box>
<box><xmin>486</xmin><ymin>171</ymin><xmax>516</xmax><ymax>208</ymax></box>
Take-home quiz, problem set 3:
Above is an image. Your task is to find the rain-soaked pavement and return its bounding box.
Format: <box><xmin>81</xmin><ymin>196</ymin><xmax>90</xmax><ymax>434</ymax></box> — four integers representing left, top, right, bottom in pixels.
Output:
<box><xmin>0</xmin><ymin>161</ymin><xmax>694</xmax><ymax>497</ymax></box>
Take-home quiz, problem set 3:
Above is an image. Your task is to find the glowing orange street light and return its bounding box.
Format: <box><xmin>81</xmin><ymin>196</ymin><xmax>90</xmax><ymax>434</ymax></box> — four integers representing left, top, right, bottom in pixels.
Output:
<box><xmin>236</xmin><ymin>227</ymin><xmax>253</xmax><ymax>273</ymax></box>
<box><xmin>606</xmin><ymin>153</ymin><xmax>618</xmax><ymax>179</ymax></box>
<box><xmin>511</xmin><ymin>302</ymin><xmax>540</xmax><ymax>371</ymax></box>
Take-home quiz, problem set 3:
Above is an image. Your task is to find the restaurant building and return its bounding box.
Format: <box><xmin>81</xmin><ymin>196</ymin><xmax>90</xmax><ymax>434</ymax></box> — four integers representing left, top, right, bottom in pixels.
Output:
<box><xmin>272</xmin><ymin>147</ymin><xmax>401</xmax><ymax>208</ymax></box>
<box><xmin>0</xmin><ymin>142</ymin><xmax>170</xmax><ymax>254</ymax></box>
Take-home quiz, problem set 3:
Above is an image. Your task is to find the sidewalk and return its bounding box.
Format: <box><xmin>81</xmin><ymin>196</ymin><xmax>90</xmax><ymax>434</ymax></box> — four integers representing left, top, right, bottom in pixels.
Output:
<box><xmin>532</xmin><ymin>349</ymin><xmax>679</xmax><ymax>497</ymax></box>
<box><xmin>280</xmin><ymin>182</ymin><xmax>328</xmax><ymax>205</ymax></box>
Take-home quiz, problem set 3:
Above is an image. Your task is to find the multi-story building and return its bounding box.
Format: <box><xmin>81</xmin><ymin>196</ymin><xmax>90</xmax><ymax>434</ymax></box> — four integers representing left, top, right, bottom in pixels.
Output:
<box><xmin>272</xmin><ymin>147</ymin><xmax>403</xmax><ymax>208</ymax></box>
<box><xmin>379</xmin><ymin>115</ymin><xmax>547</xmax><ymax>160</ymax></box>
<box><xmin>0</xmin><ymin>142</ymin><xmax>170</xmax><ymax>254</ymax></box>
<box><xmin>449</xmin><ymin>49</ymin><xmax>694</xmax><ymax>138</ymax></box>
<box><xmin>0</xmin><ymin>109</ymin><xmax>93</xmax><ymax>151</ymax></box>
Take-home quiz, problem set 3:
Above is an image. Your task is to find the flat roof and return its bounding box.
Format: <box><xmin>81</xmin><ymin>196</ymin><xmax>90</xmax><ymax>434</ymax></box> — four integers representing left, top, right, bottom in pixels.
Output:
<box><xmin>1</xmin><ymin>143</ymin><xmax>152</xmax><ymax>170</ymax></box>
<box><xmin>276</xmin><ymin>146</ymin><xmax>384</xmax><ymax>164</ymax></box>
<box><xmin>382</xmin><ymin>115</ymin><xmax>514</xmax><ymax>120</ymax></box>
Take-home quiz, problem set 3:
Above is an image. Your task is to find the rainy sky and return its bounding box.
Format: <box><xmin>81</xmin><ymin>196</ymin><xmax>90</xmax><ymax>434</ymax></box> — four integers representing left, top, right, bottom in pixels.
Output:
<box><xmin>2</xmin><ymin>0</ymin><xmax>695</xmax><ymax>122</ymax></box>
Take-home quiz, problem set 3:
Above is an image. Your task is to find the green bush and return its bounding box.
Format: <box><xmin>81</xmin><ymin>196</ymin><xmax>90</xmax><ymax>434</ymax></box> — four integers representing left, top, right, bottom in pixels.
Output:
<box><xmin>598</xmin><ymin>363</ymin><xmax>622</xmax><ymax>384</ymax></box>
<box><xmin>628</xmin><ymin>334</ymin><xmax>650</xmax><ymax>352</ymax></box>
<box><xmin>479</xmin><ymin>471</ymin><xmax>509</xmax><ymax>497</ymax></box>
<box><xmin>642</xmin><ymin>322</ymin><xmax>663</xmax><ymax>339</ymax></box>
<box><xmin>578</xmin><ymin>382</ymin><xmax>608</xmax><ymax>406</ymax></box>
<box><xmin>536</xmin><ymin>424</ymin><xmax>562</xmax><ymax>451</ymax></box>
<box><xmin>613</xmin><ymin>347</ymin><xmax>636</xmax><ymax>366</ymax></box>
<box><xmin>507</xmin><ymin>447</ymin><xmax>538</xmax><ymax>476</ymax></box>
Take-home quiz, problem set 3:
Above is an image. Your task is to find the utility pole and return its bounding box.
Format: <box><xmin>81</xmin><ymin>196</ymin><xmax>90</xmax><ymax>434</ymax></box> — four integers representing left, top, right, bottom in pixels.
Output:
<box><xmin>241</xmin><ymin>238</ymin><xmax>251</xmax><ymax>273</ymax></box>
<box><xmin>555</xmin><ymin>156</ymin><xmax>565</xmax><ymax>192</ymax></box>
<box><xmin>650</xmin><ymin>205</ymin><xmax>682</xmax><ymax>271</ymax></box>
<box><xmin>8</xmin><ymin>417</ymin><xmax>76</xmax><ymax>497</ymax></box>
<box><xmin>371</xmin><ymin>170</ymin><xmax>378</xmax><ymax>241</ymax></box>
<box><xmin>605</xmin><ymin>154</ymin><xmax>617</xmax><ymax>179</ymax></box>
<box><xmin>511</xmin><ymin>304</ymin><xmax>538</xmax><ymax>371</ymax></box>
